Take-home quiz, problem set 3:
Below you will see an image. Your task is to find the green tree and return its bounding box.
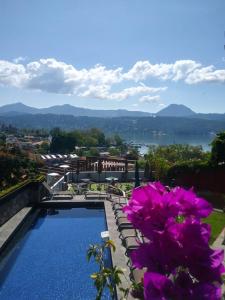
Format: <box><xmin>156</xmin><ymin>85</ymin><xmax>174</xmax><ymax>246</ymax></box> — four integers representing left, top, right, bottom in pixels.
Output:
<box><xmin>85</xmin><ymin>147</ymin><xmax>100</xmax><ymax>157</ymax></box>
<box><xmin>126</xmin><ymin>147</ymin><xmax>139</xmax><ymax>160</ymax></box>
<box><xmin>109</xmin><ymin>147</ymin><xmax>120</xmax><ymax>156</ymax></box>
<box><xmin>211</xmin><ymin>132</ymin><xmax>225</xmax><ymax>165</ymax></box>
<box><xmin>144</xmin><ymin>160</ymin><xmax>151</xmax><ymax>180</ymax></box>
<box><xmin>38</xmin><ymin>142</ymin><xmax>50</xmax><ymax>154</ymax></box>
<box><xmin>114</xmin><ymin>134</ymin><xmax>123</xmax><ymax>146</ymax></box>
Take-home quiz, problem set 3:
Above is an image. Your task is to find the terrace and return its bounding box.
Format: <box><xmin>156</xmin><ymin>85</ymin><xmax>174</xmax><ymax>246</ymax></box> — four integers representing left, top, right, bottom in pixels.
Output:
<box><xmin>0</xmin><ymin>166</ymin><xmax>224</xmax><ymax>299</ymax></box>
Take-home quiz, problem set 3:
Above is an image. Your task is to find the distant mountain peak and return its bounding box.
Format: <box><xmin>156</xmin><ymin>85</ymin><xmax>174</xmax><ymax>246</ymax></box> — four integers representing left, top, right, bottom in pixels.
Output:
<box><xmin>0</xmin><ymin>102</ymin><xmax>151</xmax><ymax>118</ymax></box>
<box><xmin>157</xmin><ymin>104</ymin><xmax>196</xmax><ymax>117</ymax></box>
<box><xmin>0</xmin><ymin>102</ymin><xmax>39</xmax><ymax>114</ymax></box>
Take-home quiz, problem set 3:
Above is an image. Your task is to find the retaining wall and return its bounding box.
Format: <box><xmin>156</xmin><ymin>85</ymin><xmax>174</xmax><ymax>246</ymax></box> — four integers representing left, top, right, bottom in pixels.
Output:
<box><xmin>0</xmin><ymin>182</ymin><xmax>50</xmax><ymax>226</ymax></box>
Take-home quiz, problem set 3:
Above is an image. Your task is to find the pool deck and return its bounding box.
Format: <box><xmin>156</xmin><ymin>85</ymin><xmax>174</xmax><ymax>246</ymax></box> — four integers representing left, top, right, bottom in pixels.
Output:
<box><xmin>104</xmin><ymin>199</ymin><xmax>134</xmax><ymax>300</ymax></box>
<box><xmin>213</xmin><ymin>228</ymin><xmax>225</xmax><ymax>295</ymax></box>
<box><xmin>0</xmin><ymin>207</ymin><xmax>35</xmax><ymax>254</ymax></box>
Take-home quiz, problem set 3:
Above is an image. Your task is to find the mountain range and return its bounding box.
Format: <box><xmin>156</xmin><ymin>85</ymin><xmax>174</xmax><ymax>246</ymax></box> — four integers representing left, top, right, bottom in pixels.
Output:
<box><xmin>0</xmin><ymin>102</ymin><xmax>225</xmax><ymax>121</ymax></box>
<box><xmin>0</xmin><ymin>102</ymin><xmax>151</xmax><ymax>117</ymax></box>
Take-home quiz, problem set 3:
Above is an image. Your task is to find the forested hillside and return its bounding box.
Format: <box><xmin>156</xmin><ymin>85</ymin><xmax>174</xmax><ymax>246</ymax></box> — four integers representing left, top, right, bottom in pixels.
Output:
<box><xmin>0</xmin><ymin>114</ymin><xmax>225</xmax><ymax>137</ymax></box>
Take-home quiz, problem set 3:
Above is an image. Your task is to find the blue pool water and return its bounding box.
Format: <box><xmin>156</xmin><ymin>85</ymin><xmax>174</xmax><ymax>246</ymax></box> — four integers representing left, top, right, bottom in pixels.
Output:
<box><xmin>0</xmin><ymin>207</ymin><xmax>111</xmax><ymax>300</ymax></box>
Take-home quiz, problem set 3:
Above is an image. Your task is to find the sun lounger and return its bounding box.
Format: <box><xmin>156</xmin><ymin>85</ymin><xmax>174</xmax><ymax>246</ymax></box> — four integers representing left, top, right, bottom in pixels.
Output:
<box><xmin>115</xmin><ymin>210</ymin><xmax>127</xmax><ymax>218</ymax></box>
<box><xmin>120</xmin><ymin>228</ymin><xmax>137</xmax><ymax>240</ymax></box>
<box><xmin>123</xmin><ymin>236</ymin><xmax>139</xmax><ymax>254</ymax></box>
<box><xmin>85</xmin><ymin>192</ymin><xmax>108</xmax><ymax>200</ymax></box>
<box><xmin>113</xmin><ymin>202</ymin><xmax>126</xmax><ymax>211</ymax></box>
<box><xmin>112</xmin><ymin>200</ymin><xmax>127</xmax><ymax>210</ymax></box>
<box><xmin>117</xmin><ymin>217</ymin><xmax>133</xmax><ymax>230</ymax></box>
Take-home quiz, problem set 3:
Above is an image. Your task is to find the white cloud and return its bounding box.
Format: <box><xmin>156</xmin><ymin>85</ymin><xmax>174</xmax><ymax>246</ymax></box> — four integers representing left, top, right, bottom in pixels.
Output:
<box><xmin>139</xmin><ymin>95</ymin><xmax>161</xmax><ymax>103</ymax></box>
<box><xmin>105</xmin><ymin>85</ymin><xmax>166</xmax><ymax>101</ymax></box>
<box><xmin>79</xmin><ymin>84</ymin><xmax>166</xmax><ymax>101</ymax></box>
<box><xmin>25</xmin><ymin>59</ymin><xmax>123</xmax><ymax>94</ymax></box>
<box><xmin>124</xmin><ymin>61</ymin><xmax>173</xmax><ymax>81</ymax></box>
<box><xmin>0</xmin><ymin>57</ymin><xmax>224</xmax><ymax>101</ymax></box>
<box><xmin>124</xmin><ymin>60</ymin><xmax>201</xmax><ymax>82</ymax></box>
<box><xmin>0</xmin><ymin>60</ymin><xmax>28</xmax><ymax>87</ymax></box>
<box><xmin>185</xmin><ymin>65</ymin><xmax>225</xmax><ymax>84</ymax></box>
<box><xmin>79</xmin><ymin>84</ymin><xmax>111</xmax><ymax>99</ymax></box>
<box><xmin>124</xmin><ymin>59</ymin><xmax>225</xmax><ymax>84</ymax></box>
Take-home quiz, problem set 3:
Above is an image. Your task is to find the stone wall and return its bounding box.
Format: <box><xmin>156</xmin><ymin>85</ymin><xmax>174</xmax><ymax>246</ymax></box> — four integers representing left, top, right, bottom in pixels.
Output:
<box><xmin>0</xmin><ymin>182</ymin><xmax>50</xmax><ymax>226</ymax></box>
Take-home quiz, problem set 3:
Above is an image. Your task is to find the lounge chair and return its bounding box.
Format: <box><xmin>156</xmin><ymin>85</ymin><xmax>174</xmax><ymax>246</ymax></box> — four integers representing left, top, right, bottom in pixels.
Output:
<box><xmin>120</xmin><ymin>228</ymin><xmax>137</xmax><ymax>240</ymax></box>
<box><xmin>123</xmin><ymin>236</ymin><xmax>139</xmax><ymax>255</ymax></box>
<box><xmin>85</xmin><ymin>191</ymin><xmax>108</xmax><ymax>200</ymax></box>
<box><xmin>117</xmin><ymin>217</ymin><xmax>133</xmax><ymax>230</ymax></box>
<box><xmin>113</xmin><ymin>202</ymin><xmax>126</xmax><ymax>211</ymax></box>
<box><xmin>115</xmin><ymin>210</ymin><xmax>127</xmax><ymax>219</ymax></box>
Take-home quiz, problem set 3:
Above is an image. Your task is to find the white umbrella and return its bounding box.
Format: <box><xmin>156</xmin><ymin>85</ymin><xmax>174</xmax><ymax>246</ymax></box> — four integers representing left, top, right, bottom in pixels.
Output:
<box><xmin>106</xmin><ymin>177</ymin><xmax>118</xmax><ymax>181</ymax></box>
<box><xmin>60</xmin><ymin>164</ymin><xmax>70</xmax><ymax>183</ymax></box>
<box><xmin>70</xmin><ymin>154</ymin><xmax>79</xmax><ymax>159</ymax></box>
<box><xmin>59</xmin><ymin>164</ymin><xmax>70</xmax><ymax>169</ymax></box>
<box><xmin>48</xmin><ymin>172</ymin><xmax>60</xmax><ymax>176</ymax></box>
<box><xmin>81</xmin><ymin>178</ymin><xmax>91</xmax><ymax>183</ymax></box>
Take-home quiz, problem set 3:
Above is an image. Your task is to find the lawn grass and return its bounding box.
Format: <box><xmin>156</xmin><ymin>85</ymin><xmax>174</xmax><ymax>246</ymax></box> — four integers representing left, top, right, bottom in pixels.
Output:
<box><xmin>204</xmin><ymin>211</ymin><xmax>225</xmax><ymax>244</ymax></box>
<box><xmin>89</xmin><ymin>182</ymin><xmax>134</xmax><ymax>192</ymax></box>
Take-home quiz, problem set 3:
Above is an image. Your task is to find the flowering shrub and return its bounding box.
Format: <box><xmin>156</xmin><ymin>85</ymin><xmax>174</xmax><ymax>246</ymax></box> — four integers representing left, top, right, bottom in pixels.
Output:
<box><xmin>123</xmin><ymin>182</ymin><xmax>225</xmax><ymax>300</ymax></box>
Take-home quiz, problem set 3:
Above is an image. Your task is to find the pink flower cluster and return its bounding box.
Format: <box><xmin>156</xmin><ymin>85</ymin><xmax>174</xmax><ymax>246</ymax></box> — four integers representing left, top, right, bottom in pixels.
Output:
<box><xmin>123</xmin><ymin>182</ymin><xmax>225</xmax><ymax>300</ymax></box>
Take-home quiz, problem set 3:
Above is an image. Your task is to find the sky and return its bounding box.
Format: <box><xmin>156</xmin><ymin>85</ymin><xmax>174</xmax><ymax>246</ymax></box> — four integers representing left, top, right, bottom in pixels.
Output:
<box><xmin>0</xmin><ymin>0</ymin><xmax>225</xmax><ymax>113</ymax></box>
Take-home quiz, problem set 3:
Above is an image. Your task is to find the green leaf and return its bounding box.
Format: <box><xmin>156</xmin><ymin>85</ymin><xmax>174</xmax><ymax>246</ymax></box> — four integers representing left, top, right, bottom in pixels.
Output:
<box><xmin>105</xmin><ymin>240</ymin><xmax>116</xmax><ymax>252</ymax></box>
<box><xmin>90</xmin><ymin>273</ymin><xmax>98</xmax><ymax>279</ymax></box>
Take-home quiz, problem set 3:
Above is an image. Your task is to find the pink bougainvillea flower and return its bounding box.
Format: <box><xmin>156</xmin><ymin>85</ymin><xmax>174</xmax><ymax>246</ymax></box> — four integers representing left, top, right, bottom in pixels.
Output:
<box><xmin>187</xmin><ymin>246</ymin><xmax>225</xmax><ymax>283</ymax></box>
<box><xmin>174</xmin><ymin>272</ymin><xmax>222</xmax><ymax>300</ymax></box>
<box><xmin>123</xmin><ymin>183</ymin><xmax>179</xmax><ymax>239</ymax></box>
<box><xmin>173</xmin><ymin>271</ymin><xmax>194</xmax><ymax>299</ymax></box>
<box><xmin>174</xmin><ymin>219</ymin><xmax>225</xmax><ymax>283</ymax></box>
<box><xmin>131</xmin><ymin>240</ymin><xmax>178</xmax><ymax>275</ymax></box>
<box><xmin>171</xmin><ymin>187</ymin><xmax>213</xmax><ymax>218</ymax></box>
<box><xmin>123</xmin><ymin>182</ymin><xmax>225</xmax><ymax>299</ymax></box>
<box><xmin>191</xmin><ymin>282</ymin><xmax>222</xmax><ymax>300</ymax></box>
<box><xmin>144</xmin><ymin>272</ymin><xmax>175</xmax><ymax>300</ymax></box>
<box><xmin>149</xmin><ymin>181</ymin><xmax>167</xmax><ymax>195</ymax></box>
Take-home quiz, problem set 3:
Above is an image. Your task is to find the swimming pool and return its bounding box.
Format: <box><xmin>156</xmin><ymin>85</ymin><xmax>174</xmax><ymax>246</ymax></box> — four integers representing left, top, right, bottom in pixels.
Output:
<box><xmin>0</xmin><ymin>206</ymin><xmax>111</xmax><ymax>300</ymax></box>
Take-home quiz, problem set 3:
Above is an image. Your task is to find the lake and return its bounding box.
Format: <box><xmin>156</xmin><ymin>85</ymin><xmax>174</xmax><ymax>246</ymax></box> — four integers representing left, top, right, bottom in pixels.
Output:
<box><xmin>125</xmin><ymin>133</ymin><xmax>215</xmax><ymax>155</ymax></box>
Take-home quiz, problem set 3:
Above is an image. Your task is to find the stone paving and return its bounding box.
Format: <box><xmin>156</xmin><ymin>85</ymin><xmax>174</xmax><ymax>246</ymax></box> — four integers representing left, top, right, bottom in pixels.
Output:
<box><xmin>213</xmin><ymin>228</ymin><xmax>225</xmax><ymax>295</ymax></box>
<box><xmin>105</xmin><ymin>199</ymin><xmax>135</xmax><ymax>300</ymax></box>
<box><xmin>0</xmin><ymin>207</ymin><xmax>33</xmax><ymax>252</ymax></box>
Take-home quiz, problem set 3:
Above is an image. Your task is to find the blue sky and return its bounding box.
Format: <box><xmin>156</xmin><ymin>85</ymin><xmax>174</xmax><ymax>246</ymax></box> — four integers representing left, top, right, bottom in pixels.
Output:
<box><xmin>0</xmin><ymin>0</ymin><xmax>225</xmax><ymax>113</ymax></box>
